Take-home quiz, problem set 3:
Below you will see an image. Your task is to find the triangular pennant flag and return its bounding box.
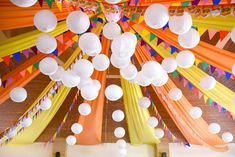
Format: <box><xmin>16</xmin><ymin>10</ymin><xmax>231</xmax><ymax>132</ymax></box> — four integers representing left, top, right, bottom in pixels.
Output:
<box><xmin>149</xmin><ymin>33</ymin><xmax>156</xmax><ymax>41</ymax></box>
<box><xmin>140</xmin><ymin>40</ymin><xmax>145</xmax><ymax>46</ymax></box>
<box><xmin>172</xmin><ymin>71</ymin><xmax>178</xmax><ymax>79</ymax></box>
<box><xmin>2</xmin><ymin>56</ymin><xmax>11</xmax><ymax>66</ymax></box>
<box><xmin>22</xmin><ymin>49</ymin><xmax>30</xmax><ymax>59</ymax></box>
<box><xmin>156</xmin><ymin>55</ymin><xmax>163</xmax><ymax>63</ymax></box>
<box><xmin>135</xmin><ymin>34</ymin><xmax>141</xmax><ymax>40</ymax></box>
<box><xmin>122</xmin><ymin>16</ymin><xmax>129</xmax><ymax>22</ymax></box>
<box><xmin>38</xmin><ymin>0</ymin><xmax>43</xmax><ymax>7</ymax></box>
<box><xmin>197</xmin><ymin>27</ymin><xmax>207</xmax><ymax>36</ymax></box>
<box><xmin>225</xmin><ymin>71</ymin><xmax>232</xmax><ymax>80</ymax></box>
<box><xmin>202</xmin><ymin>0</ymin><xmax>209</xmax><ymax>4</ymax></box>
<box><xmin>72</xmin><ymin>35</ymin><xmax>79</xmax><ymax>42</ymax></box>
<box><xmin>150</xmin><ymin>49</ymin><xmax>156</xmax><ymax>57</ymax></box>
<box><xmin>192</xmin><ymin>87</ymin><xmax>198</xmax><ymax>95</ymax></box>
<box><xmin>138</xmin><ymin>16</ymin><xmax>144</xmax><ymax>24</ymax></box>
<box><xmin>210</xmin><ymin>65</ymin><xmax>216</xmax><ymax>74</ymax></box>
<box><xmin>181</xmin><ymin>1</ymin><xmax>190</xmax><ymax>6</ymax></box>
<box><xmin>208</xmin><ymin>98</ymin><xmax>213</xmax><ymax>106</ymax></box>
<box><xmin>20</xmin><ymin>70</ymin><xmax>27</xmax><ymax>77</ymax></box>
<box><xmin>219</xmin><ymin>31</ymin><xmax>229</xmax><ymax>41</ymax></box>
<box><xmin>145</xmin><ymin>44</ymin><xmax>151</xmax><ymax>52</ymax></box>
<box><xmin>31</xmin><ymin>46</ymin><xmax>38</xmax><ymax>54</ymax></box>
<box><xmin>33</xmin><ymin>62</ymin><xmax>39</xmax><ymax>69</ymax></box>
<box><xmin>131</xmin><ymin>13</ymin><xmax>137</xmax><ymax>21</ymax></box>
<box><xmin>55</xmin><ymin>0</ymin><xmax>62</xmax><ymax>11</ymax></box>
<box><xmin>97</xmin><ymin>18</ymin><xmax>103</xmax><ymax>23</ymax></box>
<box><xmin>162</xmin><ymin>22</ymin><xmax>169</xmax><ymax>30</ymax></box>
<box><xmin>170</xmin><ymin>46</ymin><xmax>178</xmax><ymax>54</ymax></box>
<box><xmin>56</xmin><ymin>34</ymin><xmax>64</xmax><ymax>44</ymax></box>
<box><xmin>7</xmin><ymin>77</ymin><xmax>13</xmax><ymax>85</ymax></box>
<box><xmin>164</xmin><ymin>42</ymin><xmax>170</xmax><ymax>49</ymax></box>
<box><xmin>195</xmin><ymin>58</ymin><xmax>201</xmax><ymax>66</ymax></box>
<box><xmin>188</xmin><ymin>82</ymin><xmax>193</xmax><ymax>90</ymax></box>
<box><xmin>157</xmin><ymin>38</ymin><xmax>163</xmax><ymax>46</ymax></box>
<box><xmin>191</xmin><ymin>0</ymin><xmax>200</xmax><ymax>5</ymax></box>
<box><xmin>27</xmin><ymin>66</ymin><xmax>33</xmax><ymax>74</ymax></box>
<box><xmin>212</xmin><ymin>0</ymin><xmax>221</xmax><ymax>4</ymax></box>
<box><xmin>80</xmin><ymin>7</ymin><xmax>84</xmax><ymax>12</ymax></box>
<box><xmin>203</xmin><ymin>95</ymin><xmax>208</xmax><ymax>103</ymax></box>
<box><xmin>2</xmin><ymin>80</ymin><xmax>7</xmax><ymax>88</ymax></box>
<box><xmin>46</xmin><ymin>0</ymin><xmax>53</xmax><ymax>8</ymax></box>
<box><xmin>216</xmin><ymin>69</ymin><xmax>223</xmax><ymax>78</ymax></box>
<box><xmin>52</xmin><ymin>49</ymin><xmax>58</xmax><ymax>56</ymax></box>
<box><xmin>66</xmin><ymin>40</ymin><xmax>73</xmax><ymax>47</ymax></box>
<box><xmin>135</xmin><ymin>24</ymin><xmax>143</xmax><ymax>32</ymax></box>
<box><xmin>198</xmin><ymin>90</ymin><xmax>203</xmax><ymax>99</ymax></box>
<box><xmin>217</xmin><ymin>105</ymin><xmax>222</xmax><ymax>112</ymax></box>
<box><xmin>13</xmin><ymin>52</ymin><xmax>21</xmax><ymax>62</ymax></box>
<box><xmin>201</xmin><ymin>62</ymin><xmax>209</xmax><ymax>71</ymax></box>
<box><xmin>208</xmin><ymin>29</ymin><xmax>217</xmax><ymax>40</ymax></box>
<box><xmin>179</xmin><ymin>75</ymin><xmax>183</xmax><ymax>82</ymax></box>
<box><xmin>183</xmin><ymin>78</ymin><xmax>188</xmax><ymax>87</ymax></box>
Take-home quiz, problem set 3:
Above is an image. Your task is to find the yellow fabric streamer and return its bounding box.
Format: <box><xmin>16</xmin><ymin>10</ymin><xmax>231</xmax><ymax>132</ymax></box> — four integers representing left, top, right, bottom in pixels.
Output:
<box><xmin>121</xmin><ymin>78</ymin><xmax>160</xmax><ymax>144</ymax></box>
<box><xmin>132</xmin><ymin>24</ymin><xmax>235</xmax><ymax>114</ymax></box>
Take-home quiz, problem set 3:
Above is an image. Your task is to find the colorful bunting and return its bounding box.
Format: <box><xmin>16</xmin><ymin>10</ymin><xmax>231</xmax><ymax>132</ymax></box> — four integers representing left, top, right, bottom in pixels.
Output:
<box><xmin>170</xmin><ymin>46</ymin><xmax>178</xmax><ymax>54</ymax></box>
<box><xmin>2</xmin><ymin>55</ymin><xmax>10</xmax><ymax>66</ymax></box>
<box><xmin>12</xmin><ymin>52</ymin><xmax>21</xmax><ymax>62</ymax></box>
<box><xmin>149</xmin><ymin>33</ymin><xmax>156</xmax><ymax>42</ymax></box>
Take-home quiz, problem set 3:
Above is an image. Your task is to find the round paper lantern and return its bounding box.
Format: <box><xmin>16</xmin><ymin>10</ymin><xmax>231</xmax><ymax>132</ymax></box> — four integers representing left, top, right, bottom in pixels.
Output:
<box><xmin>154</xmin><ymin>128</ymin><xmax>164</xmax><ymax>139</ymax></box>
<box><xmin>10</xmin><ymin>87</ymin><xmax>27</xmax><ymax>103</ymax></box>
<box><xmin>200</xmin><ymin>76</ymin><xmax>216</xmax><ymax>90</ymax></box>
<box><xmin>78</xmin><ymin>33</ymin><xmax>102</xmax><ymax>56</ymax></box>
<box><xmin>110</xmin><ymin>54</ymin><xmax>130</xmax><ymax>69</ymax></box>
<box><xmin>176</xmin><ymin>50</ymin><xmax>195</xmax><ymax>68</ymax></box>
<box><xmin>136</xmin><ymin>71</ymin><xmax>152</xmax><ymax>87</ymax></box>
<box><xmin>161</xmin><ymin>58</ymin><xmax>177</xmax><ymax>73</ymax></box>
<box><xmin>7</xmin><ymin>129</ymin><xmax>17</xmax><ymax>139</ymax></box>
<box><xmin>20</xmin><ymin>117</ymin><xmax>32</xmax><ymax>128</ymax></box>
<box><xmin>92</xmin><ymin>54</ymin><xmax>110</xmax><ymax>71</ymax></box>
<box><xmin>169</xmin><ymin>12</ymin><xmax>192</xmax><ymax>35</ymax></box>
<box><xmin>112</xmin><ymin>110</ymin><xmax>125</xmax><ymax>122</ymax></box>
<box><xmin>120</xmin><ymin>64</ymin><xmax>138</xmax><ymax>81</ymax></box>
<box><xmin>66</xmin><ymin>11</ymin><xmax>90</xmax><ymax>34</ymax></box>
<box><xmin>103</xmin><ymin>22</ymin><xmax>121</xmax><ymax>40</ymax></box>
<box><xmin>92</xmin><ymin>80</ymin><xmax>101</xmax><ymax>90</ymax></box>
<box><xmin>111</xmin><ymin>34</ymin><xmax>135</xmax><ymax>59</ymax></box>
<box><xmin>119</xmin><ymin>148</ymin><xmax>127</xmax><ymax>156</ymax></box>
<box><xmin>232</xmin><ymin>64</ymin><xmax>235</xmax><ymax>75</ymax></box>
<box><xmin>10</xmin><ymin>0</ymin><xmax>37</xmax><ymax>7</ymax></box>
<box><xmin>178</xmin><ymin>28</ymin><xmax>200</xmax><ymax>48</ymax></box>
<box><xmin>71</xmin><ymin>123</ymin><xmax>83</xmax><ymax>134</ymax></box>
<box><xmin>39</xmin><ymin>98</ymin><xmax>52</xmax><ymax>110</ymax></box>
<box><xmin>105</xmin><ymin>8</ymin><xmax>121</xmax><ymax>23</ymax></box>
<box><xmin>72</xmin><ymin>59</ymin><xmax>94</xmax><ymax>78</ymax></box>
<box><xmin>142</xmin><ymin>61</ymin><xmax>163</xmax><ymax>80</ymax></box>
<box><xmin>77</xmin><ymin>77</ymin><xmax>93</xmax><ymax>90</ymax></box>
<box><xmin>66</xmin><ymin>135</ymin><xmax>76</xmax><ymax>145</ymax></box>
<box><xmin>222</xmin><ymin>132</ymin><xmax>233</xmax><ymax>143</ymax></box>
<box><xmin>34</xmin><ymin>10</ymin><xmax>57</xmax><ymax>32</ymax></box>
<box><xmin>49</xmin><ymin>66</ymin><xmax>65</xmax><ymax>82</ymax></box>
<box><xmin>61</xmin><ymin>70</ymin><xmax>80</xmax><ymax>88</ymax></box>
<box><xmin>138</xmin><ymin>97</ymin><xmax>151</xmax><ymax>108</ymax></box>
<box><xmin>116</xmin><ymin>139</ymin><xmax>127</xmax><ymax>148</ymax></box>
<box><xmin>168</xmin><ymin>88</ymin><xmax>182</xmax><ymax>101</ymax></box>
<box><xmin>231</xmin><ymin>27</ymin><xmax>235</xmax><ymax>43</ymax></box>
<box><xmin>36</xmin><ymin>34</ymin><xmax>57</xmax><ymax>54</ymax></box>
<box><xmin>189</xmin><ymin>107</ymin><xmax>202</xmax><ymax>119</ymax></box>
<box><xmin>144</xmin><ymin>4</ymin><xmax>169</xmax><ymax>29</ymax></box>
<box><xmin>105</xmin><ymin>84</ymin><xmax>123</xmax><ymax>101</ymax></box>
<box><xmin>114</xmin><ymin>127</ymin><xmax>125</xmax><ymax>138</ymax></box>
<box><xmin>78</xmin><ymin>103</ymin><xmax>91</xmax><ymax>116</ymax></box>
<box><xmin>123</xmin><ymin>32</ymin><xmax>137</xmax><ymax>46</ymax></box>
<box><xmin>147</xmin><ymin>117</ymin><xmax>159</xmax><ymax>128</ymax></box>
<box><xmin>81</xmin><ymin>84</ymin><xmax>99</xmax><ymax>101</ymax></box>
<box><xmin>105</xmin><ymin>0</ymin><xmax>121</xmax><ymax>4</ymax></box>
<box><xmin>208</xmin><ymin>123</ymin><xmax>221</xmax><ymax>134</ymax></box>
<box><xmin>39</xmin><ymin>57</ymin><xmax>58</xmax><ymax>75</ymax></box>
<box><xmin>152</xmin><ymin>71</ymin><xmax>168</xmax><ymax>87</ymax></box>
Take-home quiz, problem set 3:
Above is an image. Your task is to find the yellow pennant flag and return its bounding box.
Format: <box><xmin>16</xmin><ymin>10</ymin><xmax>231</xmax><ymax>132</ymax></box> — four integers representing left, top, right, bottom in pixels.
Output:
<box><xmin>203</xmin><ymin>95</ymin><xmax>208</xmax><ymax>103</ymax></box>
<box><xmin>197</xmin><ymin>27</ymin><xmax>208</xmax><ymax>36</ymax></box>
<box><xmin>26</xmin><ymin>66</ymin><xmax>33</xmax><ymax>74</ymax></box>
<box><xmin>55</xmin><ymin>0</ymin><xmax>63</xmax><ymax>12</ymax></box>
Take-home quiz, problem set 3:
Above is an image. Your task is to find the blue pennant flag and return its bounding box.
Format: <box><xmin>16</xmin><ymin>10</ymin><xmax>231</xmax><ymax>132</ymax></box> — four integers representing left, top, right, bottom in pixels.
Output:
<box><xmin>122</xmin><ymin>16</ymin><xmax>129</xmax><ymax>22</ymax></box>
<box><xmin>52</xmin><ymin>49</ymin><xmax>58</xmax><ymax>57</ymax></box>
<box><xmin>188</xmin><ymin>82</ymin><xmax>193</xmax><ymax>90</ymax></box>
<box><xmin>212</xmin><ymin>0</ymin><xmax>221</xmax><ymax>4</ymax></box>
<box><xmin>80</xmin><ymin>7</ymin><xmax>84</xmax><ymax>12</ymax></box>
<box><xmin>13</xmin><ymin>52</ymin><xmax>21</xmax><ymax>62</ymax></box>
<box><xmin>162</xmin><ymin>22</ymin><xmax>169</xmax><ymax>30</ymax></box>
<box><xmin>97</xmin><ymin>18</ymin><xmax>103</xmax><ymax>23</ymax></box>
<box><xmin>150</xmin><ymin>49</ymin><xmax>156</xmax><ymax>57</ymax></box>
<box><xmin>171</xmin><ymin>46</ymin><xmax>178</xmax><ymax>54</ymax></box>
<box><xmin>225</xmin><ymin>72</ymin><xmax>232</xmax><ymax>80</ymax></box>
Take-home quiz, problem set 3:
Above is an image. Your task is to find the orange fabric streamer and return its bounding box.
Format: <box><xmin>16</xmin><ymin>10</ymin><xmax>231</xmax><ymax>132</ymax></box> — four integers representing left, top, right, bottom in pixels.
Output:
<box><xmin>140</xmin><ymin>23</ymin><xmax>235</xmax><ymax>73</ymax></box>
<box><xmin>76</xmin><ymin>37</ymin><xmax>109</xmax><ymax>145</ymax></box>
<box><xmin>0</xmin><ymin>0</ymin><xmax>70</xmax><ymax>30</ymax></box>
<box><xmin>135</xmin><ymin>42</ymin><xmax>228</xmax><ymax>152</ymax></box>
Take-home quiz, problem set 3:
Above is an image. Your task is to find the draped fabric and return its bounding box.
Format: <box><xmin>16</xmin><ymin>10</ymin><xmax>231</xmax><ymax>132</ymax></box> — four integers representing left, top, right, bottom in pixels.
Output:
<box><xmin>121</xmin><ymin>78</ymin><xmax>160</xmax><ymax>144</ymax></box>
<box><xmin>135</xmin><ymin>42</ymin><xmax>228</xmax><ymax>152</ymax></box>
<box><xmin>140</xmin><ymin>23</ymin><xmax>235</xmax><ymax>73</ymax></box>
<box><xmin>76</xmin><ymin>37</ymin><xmax>109</xmax><ymax>145</ymax></box>
<box><xmin>131</xmin><ymin>24</ymin><xmax>235</xmax><ymax>114</ymax></box>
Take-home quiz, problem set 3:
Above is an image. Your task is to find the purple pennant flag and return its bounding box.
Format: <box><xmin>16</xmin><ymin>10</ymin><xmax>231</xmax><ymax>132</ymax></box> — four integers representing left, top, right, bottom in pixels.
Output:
<box><xmin>140</xmin><ymin>40</ymin><xmax>145</xmax><ymax>46</ymax></box>
<box><xmin>191</xmin><ymin>0</ymin><xmax>200</xmax><ymax>5</ymax></box>
<box><xmin>38</xmin><ymin>0</ymin><xmax>43</xmax><ymax>7</ymax></box>
<box><xmin>216</xmin><ymin>69</ymin><xmax>223</xmax><ymax>78</ymax></box>
<box><xmin>179</xmin><ymin>75</ymin><xmax>183</xmax><ymax>82</ymax></box>
<box><xmin>7</xmin><ymin>77</ymin><xmax>13</xmax><ymax>85</ymax></box>
<box><xmin>2</xmin><ymin>80</ymin><xmax>7</xmax><ymax>88</ymax></box>
<box><xmin>157</xmin><ymin>38</ymin><xmax>163</xmax><ymax>46</ymax></box>
<box><xmin>164</xmin><ymin>42</ymin><xmax>170</xmax><ymax>49</ymax></box>
<box><xmin>31</xmin><ymin>46</ymin><xmax>38</xmax><ymax>54</ymax></box>
<box><xmin>210</xmin><ymin>65</ymin><xmax>216</xmax><ymax>74</ymax></box>
<box><xmin>213</xmin><ymin>102</ymin><xmax>218</xmax><ymax>109</ymax></box>
<box><xmin>202</xmin><ymin>0</ymin><xmax>208</xmax><ymax>4</ymax></box>
<box><xmin>183</xmin><ymin>78</ymin><xmax>188</xmax><ymax>87</ymax></box>
<box><xmin>22</xmin><ymin>49</ymin><xmax>30</xmax><ymax>58</ymax></box>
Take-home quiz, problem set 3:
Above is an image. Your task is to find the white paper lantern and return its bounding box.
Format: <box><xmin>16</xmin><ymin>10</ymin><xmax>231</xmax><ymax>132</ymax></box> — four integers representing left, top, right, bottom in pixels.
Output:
<box><xmin>77</xmin><ymin>77</ymin><xmax>93</xmax><ymax>90</ymax></box>
<box><xmin>39</xmin><ymin>98</ymin><xmax>52</xmax><ymax>110</ymax></box>
<box><xmin>114</xmin><ymin>127</ymin><xmax>125</xmax><ymax>138</ymax></box>
<box><xmin>169</xmin><ymin>12</ymin><xmax>192</xmax><ymax>35</ymax></box>
<box><xmin>72</xmin><ymin>59</ymin><xmax>94</xmax><ymax>78</ymax></box>
<box><xmin>105</xmin><ymin>8</ymin><xmax>121</xmax><ymax>23</ymax></box>
<box><xmin>61</xmin><ymin>70</ymin><xmax>80</xmax><ymax>88</ymax></box>
<box><xmin>79</xmin><ymin>33</ymin><xmax>102</xmax><ymax>56</ymax></box>
<box><xmin>49</xmin><ymin>66</ymin><xmax>65</xmax><ymax>82</ymax></box>
<box><xmin>36</xmin><ymin>34</ymin><xmax>57</xmax><ymax>54</ymax></box>
<box><xmin>123</xmin><ymin>32</ymin><xmax>137</xmax><ymax>46</ymax></box>
<box><xmin>92</xmin><ymin>54</ymin><xmax>110</xmax><ymax>71</ymax></box>
<box><xmin>120</xmin><ymin>64</ymin><xmax>138</xmax><ymax>81</ymax></box>
<box><xmin>71</xmin><ymin>123</ymin><xmax>83</xmax><ymax>134</ymax></box>
<box><xmin>92</xmin><ymin>80</ymin><xmax>101</xmax><ymax>90</ymax></box>
<box><xmin>208</xmin><ymin>123</ymin><xmax>221</xmax><ymax>134</ymax></box>
<box><xmin>200</xmin><ymin>76</ymin><xmax>216</xmax><ymax>90</ymax></box>
<box><xmin>39</xmin><ymin>57</ymin><xmax>58</xmax><ymax>75</ymax></box>
<box><xmin>222</xmin><ymin>132</ymin><xmax>233</xmax><ymax>143</ymax></box>
<box><xmin>138</xmin><ymin>97</ymin><xmax>151</xmax><ymax>108</ymax></box>
<box><xmin>232</xmin><ymin>64</ymin><xmax>235</xmax><ymax>75</ymax></box>
<box><xmin>116</xmin><ymin>139</ymin><xmax>127</xmax><ymax>148</ymax></box>
<box><xmin>119</xmin><ymin>148</ymin><xmax>127</xmax><ymax>156</ymax></box>
<box><xmin>81</xmin><ymin>84</ymin><xmax>99</xmax><ymax>101</ymax></box>
<box><xmin>20</xmin><ymin>117</ymin><xmax>32</xmax><ymax>128</ymax></box>
<box><xmin>189</xmin><ymin>107</ymin><xmax>202</xmax><ymax>119</ymax></box>
<box><xmin>10</xmin><ymin>0</ymin><xmax>37</xmax><ymax>7</ymax></box>
<box><xmin>105</xmin><ymin>84</ymin><xmax>123</xmax><ymax>101</ymax></box>
<box><xmin>78</xmin><ymin>103</ymin><xmax>91</xmax><ymax>116</ymax></box>
<box><xmin>66</xmin><ymin>11</ymin><xmax>90</xmax><ymax>34</ymax></box>
<box><xmin>10</xmin><ymin>87</ymin><xmax>27</xmax><ymax>103</ymax></box>
<box><xmin>111</xmin><ymin>34</ymin><xmax>135</xmax><ymax>59</ymax></box>
<box><xmin>154</xmin><ymin>128</ymin><xmax>164</xmax><ymax>139</ymax></box>
<box><xmin>136</xmin><ymin>71</ymin><xmax>152</xmax><ymax>87</ymax></box>
<box><xmin>110</xmin><ymin>54</ymin><xmax>130</xmax><ymax>69</ymax></box>
<box><xmin>168</xmin><ymin>88</ymin><xmax>182</xmax><ymax>101</ymax></box>
<box><xmin>142</xmin><ymin>61</ymin><xmax>163</xmax><ymax>80</ymax></box>
<box><xmin>112</xmin><ymin>110</ymin><xmax>125</xmax><ymax>122</ymax></box>
<box><xmin>144</xmin><ymin>4</ymin><xmax>169</xmax><ymax>29</ymax></box>
<box><xmin>147</xmin><ymin>117</ymin><xmax>159</xmax><ymax>128</ymax></box>
<box><xmin>7</xmin><ymin>129</ymin><xmax>17</xmax><ymax>139</ymax></box>
<box><xmin>178</xmin><ymin>28</ymin><xmax>200</xmax><ymax>48</ymax></box>
<box><xmin>161</xmin><ymin>58</ymin><xmax>177</xmax><ymax>73</ymax></box>
<box><xmin>34</xmin><ymin>10</ymin><xmax>57</xmax><ymax>32</ymax></box>
<box><xmin>176</xmin><ymin>50</ymin><xmax>195</xmax><ymax>68</ymax></box>
<box><xmin>105</xmin><ymin>0</ymin><xmax>121</xmax><ymax>4</ymax></box>
<box><xmin>66</xmin><ymin>135</ymin><xmax>77</xmax><ymax>145</ymax></box>
<box><xmin>231</xmin><ymin>27</ymin><xmax>235</xmax><ymax>43</ymax></box>
<box><xmin>103</xmin><ymin>22</ymin><xmax>121</xmax><ymax>40</ymax></box>
<box><xmin>152</xmin><ymin>71</ymin><xmax>168</xmax><ymax>87</ymax></box>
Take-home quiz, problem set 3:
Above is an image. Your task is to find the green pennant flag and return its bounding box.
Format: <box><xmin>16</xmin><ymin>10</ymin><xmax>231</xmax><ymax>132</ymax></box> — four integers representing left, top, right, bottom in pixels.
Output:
<box><xmin>208</xmin><ymin>98</ymin><xmax>213</xmax><ymax>107</ymax></box>
<box><xmin>131</xmin><ymin>13</ymin><xmax>137</xmax><ymax>21</ymax></box>
<box><xmin>136</xmin><ymin>33</ymin><xmax>141</xmax><ymax>40</ymax></box>
<box><xmin>172</xmin><ymin>71</ymin><xmax>178</xmax><ymax>79</ymax></box>
<box><xmin>46</xmin><ymin>0</ymin><xmax>53</xmax><ymax>8</ymax></box>
<box><xmin>33</xmin><ymin>62</ymin><xmax>39</xmax><ymax>69</ymax></box>
<box><xmin>201</xmin><ymin>62</ymin><xmax>209</xmax><ymax>71</ymax></box>
<box><xmin>97</xmin><ymin>8</ymin><xmax>101</xmax><ymax>14</ymax></box>
<box><xmin>93</xmin><ymin>17</ymin><xmax>98</xmax><ymax>22</ymax></box>
<box><xmin>181</xmin><ymin>1</ymin><xmax>190</xmax><ymax>6</ymax></box>
<box><xmin>150</xmin><ymin>33</ymin><xmax>156</xmax><ymax>41</ymax></box>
